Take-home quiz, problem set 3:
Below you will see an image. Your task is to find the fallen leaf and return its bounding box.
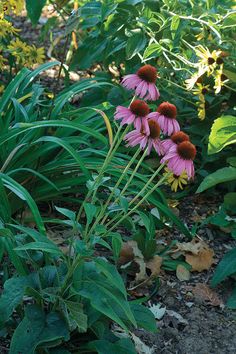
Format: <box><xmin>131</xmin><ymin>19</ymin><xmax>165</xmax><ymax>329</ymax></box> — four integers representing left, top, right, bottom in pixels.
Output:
<box><xmin>176</xmin><ymin>238</ymin><xmax>203</xmax><ymax>254</ymax></box>
<box><xmin>192</xmin><ymin>283</ymin><xmax>223</xmax><ymax>307</ymax></box>
<box><xmin>176</xmin><ymin>264</ymin><xmax>190</xmax><ymax>281</ymax></box>
<box><xmin>186</xmin><ymin>247</ymin><xmax>214</xmax><ymax>272</ymax></box>
<box><xmin>165</xmin><ymin>310</ymin><xmax>188</xmax><ymax>325</ymax></box>
<box><xmin>175</xmin><ymin>238</ymin><xmax>214</xmax><ymax>272</ymax></box>
<box><xmin>130</xmin><ymin>333</ymin><xmax>155</xmax><ymax>354</ymax></box>
<box><xmin>119</xmin><ymin>241</ymin><xmax>135</xmax><ymax>265</ymax></box>
<box><xmin>148</xmin><ymin>303</ymin><xmax>166</xmax><ymax>320</ymax></box>
<box><xmin>146</xmin><ymin>255</ymin><xmax>162</xmax><ymax>277</ymax></box>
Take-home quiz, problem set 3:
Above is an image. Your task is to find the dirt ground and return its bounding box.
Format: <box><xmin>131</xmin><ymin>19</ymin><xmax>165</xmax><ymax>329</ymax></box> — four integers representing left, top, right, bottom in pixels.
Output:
<box><xmin>137</xmin><ymin>194</ymin><xmax>236</xmax><ymax>354</ymax></box>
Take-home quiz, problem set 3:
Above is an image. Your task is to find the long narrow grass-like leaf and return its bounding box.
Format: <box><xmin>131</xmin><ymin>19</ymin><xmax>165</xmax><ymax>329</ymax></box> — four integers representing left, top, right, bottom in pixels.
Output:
<box><xmin>0</xmin><ymin>174</ymin><xmax>46</xmax><ymax>235</ymax></box>
<box><xmin>35</xmin><ymin>136</ymin><xmax>90</xmax><ymax>179</ymax></box>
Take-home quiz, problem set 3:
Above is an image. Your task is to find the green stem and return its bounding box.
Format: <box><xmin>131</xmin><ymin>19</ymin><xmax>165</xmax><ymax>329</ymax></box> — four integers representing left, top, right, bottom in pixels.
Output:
<box><xmin>76</xmin><ymin>124</ymin><xmax>123</xmax><ymax>223</ymax></box>
<box><xmin>104</xmin><ymin>171</ymin><xmax>171</xmax><ymax>235</ymax></box>
<box><xmin>101</xmin><ymin>147</ymin><xmax>148</xmax><ymax>226</ymax></box>
<box><xmin>86</xmin><ymin>147</ymin><xmax>142</xmax><ymax>238</ymax></box>
<box><xmin>105</xmin><ymin>163</ymin><xmax>166</xmax><ymax>229</ymax></box>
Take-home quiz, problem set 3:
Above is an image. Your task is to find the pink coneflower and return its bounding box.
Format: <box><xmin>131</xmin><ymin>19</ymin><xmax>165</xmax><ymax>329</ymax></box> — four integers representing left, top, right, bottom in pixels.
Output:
<box><xmin>115</xmin><ymin>100</ymin><xmax>152</xmax><ymax>132</ymax></box>
<box><xmin>122</xmin><ymin>65</ymin><xmax>160</xmax><ymax>101</ymax></box>
<box><xmin>156</xmin><ymin>102</ymin><xmax>180</xmax><ymax>136</ymax></box>
<box><xmin>124</xmin><ymin>119</ymin><xmax>163</xmax><ymax>155</ymax></box>
<box><xmin>161</xmin><ymin>141</ymin><xmax>196</xmax><ymax>179</ymax></box>
<box><xmin>161</xmin><ymin>131</ymin><xmax>190</xmax><ymax>154</ymax></box>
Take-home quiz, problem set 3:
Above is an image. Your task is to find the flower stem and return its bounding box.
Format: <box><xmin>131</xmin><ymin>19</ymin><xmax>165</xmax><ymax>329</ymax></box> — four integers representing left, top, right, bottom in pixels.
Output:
<box><xmin>86</xmin><ymin>147</ymin><xmax>142</xmax><ymax>238</ymax></box>
<box><xmin>100</xmin><ymin>147</ymin><xmax>148</xmax><ymax>226</ymax></box>
<box><xmin>76</xmin><ymin>124</ymin><xmax>124</xmax><ymax>224</ymax></box>
<box><xmin>104</xmin><ymin>170</ymin><xmax>171</xmax><ymax>235</ymax></box>
<box><xmin>104</xmin><ymin>162</ymin><xmax>166</xmax><ymax>229</ymax></box>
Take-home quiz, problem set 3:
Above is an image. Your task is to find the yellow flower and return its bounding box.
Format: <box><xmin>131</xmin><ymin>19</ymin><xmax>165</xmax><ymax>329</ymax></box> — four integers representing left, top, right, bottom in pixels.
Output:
<box><xmin>7</xmin><ymin>38</ymin><xmax>29</xmax><ymax>65</ymax></box>
<box><xmin>27</xmin><ymin>45</ymin><xmax>45</xmax><ymax>66</ymax></box>
<box><xmin>195</xmin><ymin>45</ymin><xmax>221</xmax><ymax>76</ymax></box>
<box><xmin>197</xmin><ymin>97</ymin><xmax>206</xmax><ymax>120</ymax></box>
<box><xmin>164</xmin><ymin>168</ymin><xmax>188</xmax><ymax>192</ymax></box>
<box><xmin>213</xmin><ymin>65</ymin><xmax>229</xmax><ymax>94</ymax></box>
<box><xmin>0</xmin><ymin>55</ymin><xmax>7</xmax><ymax>71</ymax></box>
<box><xmin>0</xmin><ymin>18</ymin><xmax>20</xmax><ymax>37</ymax></box>
<box><xmin>192</xmin><ymin>83</ymin><xmax>210</xmax><ymax>96</ymax></box>
<box><xmin>1</xmin><ymin>0</ymin><xmax>24</xmax><ymax>15</ymax></box>
<box><xmin>185</xmin><ymin>66</ymin><xmax>206</xmax><ymax>91</ymax></box>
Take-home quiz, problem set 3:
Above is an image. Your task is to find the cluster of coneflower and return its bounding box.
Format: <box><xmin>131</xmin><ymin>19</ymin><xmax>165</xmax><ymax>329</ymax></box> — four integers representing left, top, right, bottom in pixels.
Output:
<box><xmin>115</xmin><ymin>64</ymin><xmax>196</xmax><ymax>187</ymax></box>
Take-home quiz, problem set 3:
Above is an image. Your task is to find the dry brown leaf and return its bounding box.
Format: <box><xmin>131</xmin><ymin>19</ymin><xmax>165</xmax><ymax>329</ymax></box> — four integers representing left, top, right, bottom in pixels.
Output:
<box><xmin>146</xmin><ymin>255</ymin><xmax>162</xmax><ymax>277</ymax></box>
<box><xmin>119</xmin><ymin>241</ymin><xmax>147</xmax><ymax>282</ymax></box>
<box><xmin>192</xmin><ymin>283</ymin><xmax>223</xmax><ymax>306</ymax></box>
<box><xmin>118</xmin><ymin>241</ymin><xmax>135</xmax><ymax>265</ymax></box>
<box><xmin>176</xmin><ymin>238</ymin><xmax>204</xmax><ymax>255</ymax></box>
<box><xmin>186</xmin><ymin>247</ymin><xmax>214</xmax><ymax>272</ymax></box>
<box><xmin>175</xmin><ymin>238</ymin><xmax>214</xmax><ymax>272</ymax></box>
<box><xmin>176</xmin><ymin>264</ymin><xmax>190</xmax><ymax>281</ymax></box>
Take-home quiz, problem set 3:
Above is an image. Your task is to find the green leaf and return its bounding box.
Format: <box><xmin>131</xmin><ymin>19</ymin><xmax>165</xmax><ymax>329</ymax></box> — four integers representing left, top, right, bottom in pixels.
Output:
<box><xmin>130</xmin><ymin>303</ymin><xmax>157</xmax><ymax>332</ymax></box>
<box><xmin>0</xmin><ymin>174</ymin><xmax>46</xmax><ymax>235</ymax></box>
<box><xmin>196</xmin><ymin>167</ymin><xmax>236</xmax><ymax>193</ymax></box>
<box><xmin>227</xmin><ymin>156</ymin><xmax>236</xmax><ymax>167</ymax></box>
<box><xmin>55</xmin><ymin>206</ymin><xmax>76</xmax><ymax>221</ymax></box>
<box><xmin>84</xmin><ymin>203</ymin><xmax>97</xmax><ymax>225</ymax></box>
<box><xmin>26</xmin><ymin>0</ymin><xmax>46</xmax><ymax>26</ymax></box>
<box><xmin>227</xmin><ymin>285</ymin><xmax>236</xmax><ymax>309</ymax></box>
<box><xmin>64</xmin><ymin>300</ymin><xmax>88</xmax><ymax>332</ymax></box>
<box><xmin>170</xmin><ymin>15</ymin><xmax>180</xmax><ymax>39</ymax></box>
<box><xmin>0</xmin><ymin>275</ymin><xmax>34</xmax><ymax>325</ymax></box>
<box><xmin>111</xmin><ymin>233</ymin><xmax>123</xmax><ymax>261</ymax></box>
<box><xmin>95</xmin><ymin>258</ymin><xmax>127</xmax><ymax>296</ymax></box>
<box><xmin>223</xmin><ymin>13</ymin><xmax>236</xmax><ymax>27</ymax></box>
<box><xmin>211</xmin><ymin>248</ymin><xmax>236</xmax><ymax>287</ymax></box>
<box><xmin>208</xmin><ymin>115</ymin><xmax>236</xmax><ymax>154</ymax></box>
<box><xmin>126</xmin><ymin>29</ymin><xmax>147</xmax><ymax>59</ymax></box>
<box><xmin>9</xmin><ymin>305</ymin><xmax>69</xmax><ymax>354</ymax></box>
<box><xmin>143</xmin><ymin>43</ymin><xmax>162</xmax><ymax>59</ymax></box>
<box><xmin>88</xmin><ymin>338</ymin><xmax>136</xmax><ymax>354</ymax></box>
<box><xmin>0</xmin><ymin>179</ymin><xmax>11</xmax><ymax>222</ymax></box>
<box><xmin>223</xmin><ymin>69</ymin><xmax>236</xmax><ymax>83</ymax></box>
<box><xmin>14</xmin><ymin>242</ymin><xmax>63</xmax><ymax>256</ymax></box>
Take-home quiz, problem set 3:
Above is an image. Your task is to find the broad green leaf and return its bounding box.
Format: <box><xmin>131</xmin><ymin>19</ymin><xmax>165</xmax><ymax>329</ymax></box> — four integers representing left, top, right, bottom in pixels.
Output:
<box><xmin>227</xmin><ymin>285</ymin><xmax>236</xmax><ymax>309</ymax></box>
<box><xmin>196</xmin><ymin>167</ymin><xmax>236</xmax><ymax>193</ymax></box>
<box><xmin>126</xmin><ymin>29</ymin><xmax>147</xmax><ymax>59</ymax></box>
<box><xmin>64</xmin><ymin>301</ymin><xmax>88</xmax><ymax>332</ymax></box>
<box><xmin>26</xmin><ymin>0</ymin><xmax>46</xmax><ymax>25</ymax></box>
<box><xmin>84</xmin><ymin>203</ymin><xmax>97</xmax><ymax>225</ymax></box>
<box><xmin>208</xmin><ymin>115</ymin><xmax>236</xmax><ymax>154</ymax></box>
<box><xmin>95</xmin><ymin>258</ymin><xmax>126</xmax><ymax>296</ymax></box>
<box><xmin>130</xmin><ymin>303</ymin><xmax>157</xmax><ymax>332</ymax></box>
<box><xmin>88</xmin><ymin>338</ymin><xmax>136</xmax><ymax>354</ymax></box>
<box><xmin>0</xmin><ymin>275</ymin><xmax>34</xmax><ymax>325</ymax></box>
<box><xmin>227</xmin><ymin>156</ymin><xmax>236</xmax><ymax>167</ymax></box>
<box><xmin>211</xmin><ymin>248</ymin><xmax>236</xmax><ymax>287</ymax></box>
<box><xmin>223</xmin><ymin>69</ymin><xmax>236</xmax><ymax>83</ymax></box>
<box><xmin>55</xmin><ymin>206</ymin><xmax>76</xmax><ymax>221</ymax></box>
<box><xmin>9</xmin><ymin>305</ymin><xmax>69</xmax><ymax>354</ymax></box>
<box><xmin>14</xmin><ymin>242</ymin><xmax>63</xmax><ymax>256</ymax></box>
<box><xmin>143</xmin><ymin>43</ymin><xmax>162</xmax><ymax>59</ymax></box>
<box><xmin>223</xmin><ymin>13</ymin><xmax>236</xmax><ymax>27</ymax></box>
